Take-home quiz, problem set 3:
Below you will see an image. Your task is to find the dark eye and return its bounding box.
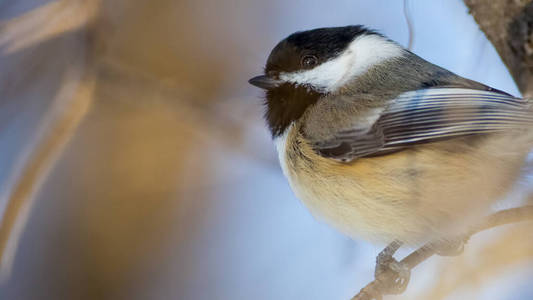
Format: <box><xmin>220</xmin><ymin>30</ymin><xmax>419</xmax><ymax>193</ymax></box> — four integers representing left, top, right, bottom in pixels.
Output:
<box><xmin>300</xmin><ymin>55</ymin><xmax>318</xmax><ymax>68</ymax></box>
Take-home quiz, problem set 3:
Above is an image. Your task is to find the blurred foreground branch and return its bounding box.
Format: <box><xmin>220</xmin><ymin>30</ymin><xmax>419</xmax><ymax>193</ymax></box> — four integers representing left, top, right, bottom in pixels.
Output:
<box><xmin>352</xmin><ymin>206</ymin><xmax>533</xmax><ymax>300</ymax></box>
<box><xmin>0</xmin><ymin>0</ymin><xmax>98</xmax><ymax>279</ymax></box>
<box><xmin>0</xmin><ymin>72</ymin><xmax>95</xmax><ymax>279</ymax></box>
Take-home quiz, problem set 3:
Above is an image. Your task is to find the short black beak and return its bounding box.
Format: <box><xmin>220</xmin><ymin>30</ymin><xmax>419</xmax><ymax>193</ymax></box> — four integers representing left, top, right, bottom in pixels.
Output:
<box><xmin>248</xmin><ymin>75</ymin><xmax>281</xmax><ymax>90</ymax></box>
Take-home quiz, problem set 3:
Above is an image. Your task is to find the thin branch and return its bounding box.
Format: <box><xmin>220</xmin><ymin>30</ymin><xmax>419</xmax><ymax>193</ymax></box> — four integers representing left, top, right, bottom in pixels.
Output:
<box><xmin>351</xmin><ymin>206</ymin><xmax>533</xmax><ymax>300</ymax></box>
<box><xmin>403</xmin><ymin>0</ymin><xmax>414</xmax><ymax>51</ymax></box>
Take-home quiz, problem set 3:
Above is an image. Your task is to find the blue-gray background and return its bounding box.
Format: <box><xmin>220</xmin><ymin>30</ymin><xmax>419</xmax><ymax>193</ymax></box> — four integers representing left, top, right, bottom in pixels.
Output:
<box><xmin>0</xmin><ymin>0</ymin><xmax>531</xmax><ymax>299</ymax></box>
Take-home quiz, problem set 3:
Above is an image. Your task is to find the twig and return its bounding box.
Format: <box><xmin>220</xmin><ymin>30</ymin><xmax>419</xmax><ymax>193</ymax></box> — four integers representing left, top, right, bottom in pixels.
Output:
<box><xmin>351</xmin><ymin>206</ymin><xmax>533</xmax><ymax>300</ymax></box>
<box><xmin>403</xmin><ymin>0</ymin><xmax>414</xmax><ymax>51</ymax></box>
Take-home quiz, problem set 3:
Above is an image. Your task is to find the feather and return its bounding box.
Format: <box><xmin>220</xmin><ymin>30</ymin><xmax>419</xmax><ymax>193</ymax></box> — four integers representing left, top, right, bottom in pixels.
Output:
<box><xmin>314</xmin><ymin>88</ymin><xmax>533</xmax><ymax>161</ymax></box>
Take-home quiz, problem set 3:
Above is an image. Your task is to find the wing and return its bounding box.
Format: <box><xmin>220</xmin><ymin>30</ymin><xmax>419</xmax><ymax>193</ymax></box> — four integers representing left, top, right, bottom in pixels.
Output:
<box><xmin>314</xmin><ymin>88</ymin><xmax>533</xmax><ymax>162</ymax></box>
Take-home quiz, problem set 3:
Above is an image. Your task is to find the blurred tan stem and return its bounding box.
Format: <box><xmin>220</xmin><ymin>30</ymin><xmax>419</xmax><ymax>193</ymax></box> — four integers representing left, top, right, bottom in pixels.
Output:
<box><xmin>0</xmin><ymin>70</ymin><xmax>95</xmax><ymax>280</ymax></box>
<box><xmin>0</xmin><ymin>0</ymin><xmax>100</xmax><ymax>280</ymax></box>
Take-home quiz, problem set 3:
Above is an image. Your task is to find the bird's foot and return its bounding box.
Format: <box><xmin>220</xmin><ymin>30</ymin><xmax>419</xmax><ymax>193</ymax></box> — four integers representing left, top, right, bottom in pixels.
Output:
<box><xmin>374</xmin><ymin>241</ymin><xmax>410</xmax><ymax>294</ymax></box>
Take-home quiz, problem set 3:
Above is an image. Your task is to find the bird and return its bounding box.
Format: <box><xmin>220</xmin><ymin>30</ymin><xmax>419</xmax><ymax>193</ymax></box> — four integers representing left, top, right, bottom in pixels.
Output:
<box><xmin>248</xmin><ymin>25</ymin><xmax>533</xmax><ymax>248</ymax></box>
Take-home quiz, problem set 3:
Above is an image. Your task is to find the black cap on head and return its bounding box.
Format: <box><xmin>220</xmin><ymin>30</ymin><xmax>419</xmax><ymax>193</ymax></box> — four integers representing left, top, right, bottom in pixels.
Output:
<box><xmin>265</xmin><ymin>25</ymin><xmax>377</xmax><ymax>75</ymax></box>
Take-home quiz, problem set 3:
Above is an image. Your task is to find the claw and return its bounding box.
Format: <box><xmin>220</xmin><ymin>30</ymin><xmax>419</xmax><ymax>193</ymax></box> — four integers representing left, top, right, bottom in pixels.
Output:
<box><xmin>386</xmin><ymin>260</ymin><xmax>410</xmax><ymax>294</ymax></box>
<box><xmin>374</xmin><ymin>241</ymin><xmax>411</xmax><ymax>294</ymax></box>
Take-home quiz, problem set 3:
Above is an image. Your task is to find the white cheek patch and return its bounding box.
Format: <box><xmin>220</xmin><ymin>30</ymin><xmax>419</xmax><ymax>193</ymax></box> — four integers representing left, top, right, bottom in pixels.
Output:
<box><xmin>279</xmin><ymin>34</ymin><xmax>404</xmax><ymax>93</ymax></box>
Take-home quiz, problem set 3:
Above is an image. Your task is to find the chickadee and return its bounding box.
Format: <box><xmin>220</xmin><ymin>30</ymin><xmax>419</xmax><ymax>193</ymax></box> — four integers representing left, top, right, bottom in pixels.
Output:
<box><xmin>249</xmin><ymin>25</ymin><xmax>533</xmax><ymax>245</ymax></box>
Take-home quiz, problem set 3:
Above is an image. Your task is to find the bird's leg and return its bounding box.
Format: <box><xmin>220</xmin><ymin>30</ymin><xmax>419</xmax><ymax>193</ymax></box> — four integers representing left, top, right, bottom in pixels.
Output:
<box><xmin>374</xmin><ymin>240</ymin><xmax>402</xmax><ymax>277</ymax></box>
<box><xmin>374</xmin><ymin>240</ymin><xmax>410</xmax><ymax>294</ymax></box>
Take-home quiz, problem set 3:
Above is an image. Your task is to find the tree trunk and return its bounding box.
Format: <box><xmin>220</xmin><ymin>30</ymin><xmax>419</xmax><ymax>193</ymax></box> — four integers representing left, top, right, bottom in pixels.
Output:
<box><xmin>464</xmin><ymin>0</ymin><xmax>533</xmax><ymax>97</ymax></box>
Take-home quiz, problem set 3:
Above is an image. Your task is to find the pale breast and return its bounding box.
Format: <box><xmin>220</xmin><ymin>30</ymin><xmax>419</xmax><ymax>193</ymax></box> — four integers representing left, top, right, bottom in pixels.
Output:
<box><xmin>275</xmin><ymin>123</ymin><xmax>530</xmax><ymax>245</ymax></box>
